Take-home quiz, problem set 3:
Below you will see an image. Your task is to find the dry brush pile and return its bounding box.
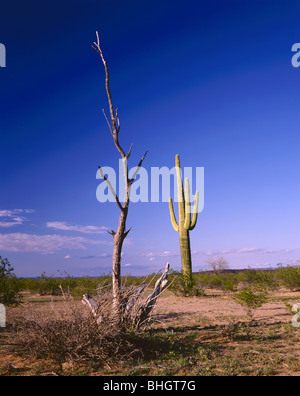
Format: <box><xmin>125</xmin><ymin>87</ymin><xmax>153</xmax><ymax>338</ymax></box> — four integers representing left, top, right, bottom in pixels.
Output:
<box><xmin>9</xmin><ymin>265</ymin><xmax>170</xmax><ymax>370</ymax></box>
<box><xmin>10</xmin><ymin>290</ymin><xmax>142</xmax><ymax>369</ymax></box>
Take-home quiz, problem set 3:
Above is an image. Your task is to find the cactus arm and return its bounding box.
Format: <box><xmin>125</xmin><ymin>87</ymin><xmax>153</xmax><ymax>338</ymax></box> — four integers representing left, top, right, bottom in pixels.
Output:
<box><xmin>175</xmin><ymin>155</ymin><xmax>184</xmax><ymax>204</ymax></box>
<box><xmin>184</xmin><ymin>178</ymin><xmax>191</xmax><ymax>230</ymax></box>
<box><xmin>189</xmin><ymin>191</ymin><xmax>199</xmax><ymax>230</ymax></box>
<box><xmin>175</xmin><ymin>154</ymin><xmax>181</xmax><ymax>169</ymax></box>
<box><xmin>169</xmin><ymin>197</ymin><xmax>179</xmax><ymax>232</ymax></box>
<box><xmin>175</xmin><ymin>155</ymin><xmax>186</xmax><ymax>227</ymax></box>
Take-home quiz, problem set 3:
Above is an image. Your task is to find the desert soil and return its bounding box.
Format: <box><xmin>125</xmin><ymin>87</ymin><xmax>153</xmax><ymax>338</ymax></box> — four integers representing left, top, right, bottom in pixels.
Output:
<box><xmin>1</xmin><ymin>288</ymin><xmax>300</xmax><ymax>376</ymax></box>
<box><xmin>155</xmin><ymin>289</ymin><xmax>296</xmax><ymax>327</ymax></box>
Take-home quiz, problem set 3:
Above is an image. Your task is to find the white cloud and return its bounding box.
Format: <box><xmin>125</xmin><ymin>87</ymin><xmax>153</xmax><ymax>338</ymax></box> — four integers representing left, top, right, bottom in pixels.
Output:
<box><xmin>143</xmin><ymin>251</ymin><xmax>179</xmax><ymax>261</ymax></box>
<box><xmin>0</xmin><ymin>209</ymin><xmax>35</xmax><ymax>228</ymax></box>
<box><xmin>235</xmin><ymin>247</ymin><xmax>264</xmax><ymax>254</ymax></box>
<box><xmin>46</xmin><ymin>221</ymin><xmax>109</xmax><ymax>234</ymax></box>
<box><xmin>64</xmin><ymin>254</ymin><xmax>71</xmax><ymax>259</ymax></box>
<box><xmin>80</xmin><ymin>253</ymin><xmax>111</xmax><ymax>260</ymax></box>
<box><xmin>264</xmin><ymin>248</ymin><xmax>295</xmax><ymax>255</ymax></box>
<box><xmin>0</xmin><ymin>218</ymin><xmax>24</xmax><ymax>228</ymax></box>
<box><xmin>0</xmin><ymin>233</ymin><xmax>111</xmax><ymax>254</ymax></box>
<box><xmin>206</xmin><ymin>248</ymin><xmax>265</xmax><ymax>256</ymax></box>
<box><xmin>0</xmin><ymin>209</ymin><xmax>35</xmax><ymax>217</ymax></box>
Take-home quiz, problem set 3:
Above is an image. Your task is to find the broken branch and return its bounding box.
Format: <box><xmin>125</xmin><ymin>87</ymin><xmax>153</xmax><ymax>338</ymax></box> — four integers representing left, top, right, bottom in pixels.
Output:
<box><xmin>98</xmin><ymin>166</ymin><xmax>124</xmax><ymax>212</ymax></box>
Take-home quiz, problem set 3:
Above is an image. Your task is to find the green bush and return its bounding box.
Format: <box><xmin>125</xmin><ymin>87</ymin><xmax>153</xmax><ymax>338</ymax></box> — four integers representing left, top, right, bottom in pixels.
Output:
<box><xmin>34</xmin><ymin>272</ymin><xmax>64</xmax><ymax>296</ymax></box>
<box><xmin>275</xmin><ymin>266</ymin><xmax>300</xmax><ymax>291</ymax></box>
<box><xmin>169</xmin><ymin>272</ymin><xmax>205</xmax><ymax>297</ymax></box>
<box><xmin>24</xmin><ymin>273</ymin><xmax>114</xmax><ymax>297</ymax></box>
<box><xmin>232</xmin><ymin>286</ymin><xmax>268</xmax><ymax>321</ymax></box>
<box><xmin>196</xmin><ymin>272</ymin><xmax>239</xmax><ymax>292</ymax></box>
<box><xmin>0</xmin><ymin>256</ymin><xmax>22</xmax><ymax>306</ymax></box>
<box><xmin>238</xmin><ymin>269</ymin><xmax>277</xmax><ymax>290</ymax></box>
<box><xmin>70</xmin><ymin>275</ymin><xmax>112</xmax><ymax>298</ymax></box>
<box><xmin>32</xmin><ymin>272</ymin><xmax>79</xmax><ymax>296</ymax></box>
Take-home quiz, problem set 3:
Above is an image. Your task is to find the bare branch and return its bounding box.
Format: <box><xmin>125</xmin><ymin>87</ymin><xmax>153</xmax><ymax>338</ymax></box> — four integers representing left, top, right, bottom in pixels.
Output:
<box><xmin>123</xmin><ymin>227</ymin><xmax>132</xmax><ymax>240</ymax></box>
<box><xmin>126</xmin><ymin>143</ymin><xmax>133</xmax><ymax>159</ymax></box>
<box><xmin>102</xmin><ymin>108</ymin><xmax>113</xmax><ymax>136</ymax></box>
<box><xmin>108</xmin><ymin>230</ymin><xmax>116</xmax><ymax>238</ymax></box>
<box><xmin>130</xmin><ymin>150</ymin><xmax>149</xmax><ymax>183</ymax></box>
<box><xmin>98</xmin><ymin>166</ymin><xmax>124</xmax><ymax>212</ymax></box>
<box><xmin>116</xmin><ymin>108</ymin><xmax>120</xmax><ymax>133</ymax></box>
<box><xmin>93</xmin><ymin>32</ymin><xmax>126</xmax><ymax>158</ymax></box>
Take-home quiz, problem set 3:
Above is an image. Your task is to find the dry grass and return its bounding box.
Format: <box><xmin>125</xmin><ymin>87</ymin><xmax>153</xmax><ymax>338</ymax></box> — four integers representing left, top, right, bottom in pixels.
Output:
<box><xmin>1</xmin><ymin>287</ymin><xmax>300</xmax><ymax>376</ymax></box>
<box><xmin>7</xmin><ymin>289</ymin><xmax>148</xmax><ymax>371</ymax></box>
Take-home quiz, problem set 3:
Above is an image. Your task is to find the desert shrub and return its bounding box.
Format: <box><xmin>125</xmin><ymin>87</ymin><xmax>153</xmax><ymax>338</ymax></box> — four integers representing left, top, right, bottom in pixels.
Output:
<box><xmin>232</xmin><ymin>286</ymin><xmax>268</xmax><ymax>321</ymax></box>
<box><xmin>255</xmin><ymin>270</ymin><xmax>278</xmax><ymax>289</ymax></box>
<box><xmin>275</xmin><ymin>266</ymin><xmax>300</xmax><ymax>291</ymax></box>
<box><xmin>17</xmin><ymin>273</ymin><xmax>166</xmax><ymax>297</ymax></box>
<box><xmin>31</xmin><ymin>272</ymin><xmax>81</xmax><ymax>296</ymax></box>
<box><xmin>196</xmin><ymin>272</ymin><xmax>239</xmax><ymax>292</ymax></box>
<box><xmin>238</xmin><ymin>269</ymin><xmax>259</xmax><ymax>285</ymax></box>
<box><xmin>194</xmin><ymin>272</ymin><xmax>211</xmax><ymax>289</ymax></box>
<box><xmin>12</xmin><ymin>289</ymin><xmax>144</xmax><ymax>369</ymax></box>
<box><xmin>219</xmin><ymin>273</ymin><xmax>239</xmax><ymax>292</ymax></box>
<box><xmin>70</xmin><ymin>275</ymin><xmax>112</xmax><ymax>298</ymax></box>
<box><xmin>0</xmin><ymin>257</ymin><xmax>21</xmax><ymax>306</ymax></box>
<box><xmin>33</xmin><ymin>272</ymin><xmax>64</xmax><ymax>296</ymax></box>
<box><xmin>238</xmin><ymin>269</ymin><xmax>277</xmax><ymax>290</ymax></box>
<box><xmin>17</xmin><ymin>277</ymin><xmax>39</xmax><ymax>292</ymax></box>
<box><xmin>220</xmin><ymin>321</ymin><xmax>246</xmax><ymax>340</ymax></box>
<box><xmin>211</xmin><ymin>273</ymin><xmax>239</xmax><ymax>292</ymax></box>
<box><xmin>169</xmin><ymin>272</ymin><xmax>205</xmax><ymax>297</ymax></box>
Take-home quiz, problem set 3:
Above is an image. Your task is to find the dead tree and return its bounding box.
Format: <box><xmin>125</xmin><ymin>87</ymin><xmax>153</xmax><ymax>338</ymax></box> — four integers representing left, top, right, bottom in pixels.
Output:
<box><xmin>206</xmin><ymin>256</ymin><xmax>229</xmax><ymax>274</ymax></box>
<box><xmin>82</xmin><ymin>262</ymin><xmax>170</xmax><ymax>329</ymax></box>
<box><xmin>92</xmin><ymin>32</ymin><xmax>149</xmax><ymax>321</ymax></box>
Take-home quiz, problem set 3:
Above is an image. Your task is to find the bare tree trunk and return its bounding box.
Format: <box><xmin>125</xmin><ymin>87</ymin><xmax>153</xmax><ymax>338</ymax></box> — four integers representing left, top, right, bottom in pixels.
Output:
<box><xmin>92</xmin><ymin>33</ymin><xmax>147</xmax><ymax>322</ymax></box>
<box><xmin>82</xmin><ymin>262</ymin><xmax>170</xmax><ymax>329</ymax></box>
<box><xmin>111</xmin><ymin>207</ymin><xmax>127</xmax><ymax>317</ymax></box>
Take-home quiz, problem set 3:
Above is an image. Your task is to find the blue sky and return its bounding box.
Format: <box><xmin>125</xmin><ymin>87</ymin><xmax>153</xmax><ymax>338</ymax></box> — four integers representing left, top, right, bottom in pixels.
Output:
<box><xmin>1</xmin><ymin>0</ymin><xmax>300</xmax><ymax>277</ymax></box>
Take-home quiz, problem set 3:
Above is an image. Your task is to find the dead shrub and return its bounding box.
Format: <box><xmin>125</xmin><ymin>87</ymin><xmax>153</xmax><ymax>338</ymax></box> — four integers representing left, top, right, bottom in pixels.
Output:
<box><xmin>11</xmin><ymin>289</ymin><xmax>144</xmax><ymax>370</ymax></box>
<box><xmin>82</xmin><ymin>264</ymin><xmax>170</xmax><ymax>331</ymax></box>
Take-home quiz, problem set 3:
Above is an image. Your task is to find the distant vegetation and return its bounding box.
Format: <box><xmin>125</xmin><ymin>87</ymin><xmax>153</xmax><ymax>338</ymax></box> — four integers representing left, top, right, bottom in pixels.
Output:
<box><xmin>12</xmin><ymin>265</ymin><xmax>300</xmax><ymax>298</ymax></box>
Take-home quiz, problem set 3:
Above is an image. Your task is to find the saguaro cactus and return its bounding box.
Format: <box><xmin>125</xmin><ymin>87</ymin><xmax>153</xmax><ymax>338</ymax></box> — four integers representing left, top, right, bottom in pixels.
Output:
<box><xmin>169</xmin><ymin>155</ymin><xmax>199</xmax><ymax>286</ymax></box>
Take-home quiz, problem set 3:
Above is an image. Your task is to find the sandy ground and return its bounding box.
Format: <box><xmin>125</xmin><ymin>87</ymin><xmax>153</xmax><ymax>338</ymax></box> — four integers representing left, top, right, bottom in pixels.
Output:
<box><xmin>1</xmin><ymin>288</ymin><xmax>300</xmax><ymax>376</ymax></box>
<box><xmin>154</xmin><ymin>289</ymin><xmax>300</xmax><ymax>327</ymax></box>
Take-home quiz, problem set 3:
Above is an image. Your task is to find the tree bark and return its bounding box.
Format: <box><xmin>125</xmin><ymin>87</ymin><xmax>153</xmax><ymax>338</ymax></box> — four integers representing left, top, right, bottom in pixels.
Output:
<box><xmin>111</xmin><ymin>207</ymin><xmax>127</xmax><ymax>317</ymax></box>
